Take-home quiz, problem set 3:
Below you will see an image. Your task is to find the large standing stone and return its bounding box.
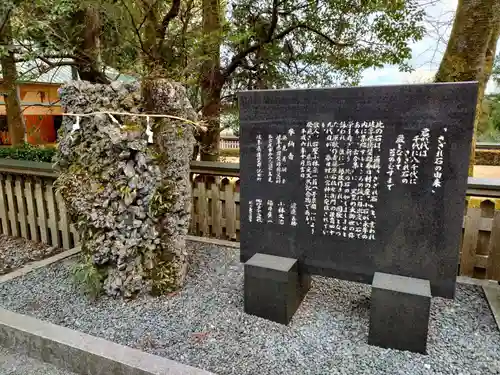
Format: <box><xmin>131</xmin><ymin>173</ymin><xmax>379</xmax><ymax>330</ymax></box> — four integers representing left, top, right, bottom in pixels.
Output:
<box><xmin>56</xmin><ymin>79</ymin><xmax>196</xmax><ymax>298</ymax></box>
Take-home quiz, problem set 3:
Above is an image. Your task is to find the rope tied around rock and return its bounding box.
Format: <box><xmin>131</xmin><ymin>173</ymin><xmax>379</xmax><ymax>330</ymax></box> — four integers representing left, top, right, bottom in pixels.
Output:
<box><xmin>61</xmin><ymin>111</ymin><xmax>207</xmax><ymax>132</ymax></box>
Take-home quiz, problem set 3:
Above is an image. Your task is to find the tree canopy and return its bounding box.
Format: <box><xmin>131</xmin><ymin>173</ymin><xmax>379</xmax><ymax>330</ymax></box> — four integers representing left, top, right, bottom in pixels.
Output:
<box><xmin>2</xmin><ymin>0</ymin><xmax>426</xmax><ymax>155</ymax></box>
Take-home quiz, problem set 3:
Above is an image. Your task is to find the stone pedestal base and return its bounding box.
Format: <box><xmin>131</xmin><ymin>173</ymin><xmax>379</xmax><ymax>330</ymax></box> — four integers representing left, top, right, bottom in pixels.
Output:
<box><xmin>368</xmin><ymin>272</ymin><xmax>431</xmax><ymax>354</ymax></box>
<box><xmin>244</xmin><ymin>253</ymin><xmax>311</xmax><ymax>325</ymax></box>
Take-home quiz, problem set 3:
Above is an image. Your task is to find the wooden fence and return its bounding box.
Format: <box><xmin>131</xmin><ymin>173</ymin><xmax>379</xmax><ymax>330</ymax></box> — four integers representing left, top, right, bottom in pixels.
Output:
<box><xmin>1</xmin><ymin>158</ymin><xmax>500</xmax><ymax>280</ymax></box>
<box><xmin>219</xmin><ymin>135</ymin><xmax>240</xmax><ymax>149</ymax></box>
<box><xmin>219</xmin><ymin>139</ymin><xmax>499</xmax><ymax>152</ymax></box>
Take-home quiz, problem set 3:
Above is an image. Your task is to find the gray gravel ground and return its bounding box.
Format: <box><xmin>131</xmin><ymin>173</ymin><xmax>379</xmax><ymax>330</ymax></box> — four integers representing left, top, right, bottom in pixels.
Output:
<box><xmin>0</xmin><ymin>235</ymin><xmax>62</xmax><ymax>275</ymax></box>
<box><xmin>0</xmin><ymin>241</ymin><xmax>499</xmax><ymax>375</ymax></box>
<box><xmin>0</xmin><ymin>346</ymin><xmax>77</xmax><ymax>375</ymax></box>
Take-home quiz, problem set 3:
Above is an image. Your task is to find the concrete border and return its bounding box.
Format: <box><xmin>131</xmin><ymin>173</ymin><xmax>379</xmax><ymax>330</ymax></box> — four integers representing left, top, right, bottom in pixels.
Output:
<box><xmin>483</xmin><ymin>284</ymin><xmax>500</xmax><ymax>332</ymax></box>
<box><xmin>0</xmin><ymin>247</ymin><xmax>81</xmax><ymax>284</ymax></box>
<box><xmin>0</xmin><ymin>307</ymin><xmax>213</xmax><ymax>375</ymax></box>
<box><xmin>456</xmin><ymin>275</ymin><xmax>498</xmax><ymax>287</ymax></box>
<box><xmin>186</xmin><ymin>235</ymin><xmax>240</xmax><ymax>249</ymax></box>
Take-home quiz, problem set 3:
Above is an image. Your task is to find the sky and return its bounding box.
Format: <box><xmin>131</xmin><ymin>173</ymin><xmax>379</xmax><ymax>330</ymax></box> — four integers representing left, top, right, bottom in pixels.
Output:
<box><xmin>359</xmin><ymin>0</ymin><xmax>499</xmax><ymax>93</ymax></box>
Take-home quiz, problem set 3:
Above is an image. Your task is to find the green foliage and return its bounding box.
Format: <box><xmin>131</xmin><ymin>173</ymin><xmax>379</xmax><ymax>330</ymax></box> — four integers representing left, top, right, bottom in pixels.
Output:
<box><xmin>492</xmin><ymin>54</ymin><xmax>500</xmax><ymax>87</ymax></box>
<box><xmin>225</xmin><ymin>0</ymin><xmax>425</xmax><ymax>93</ymax></box>
<box><xmin>477</xmin><ymin>94</ymin><xmax>500</xmax><ymax>142</ymax></box>
<box><xmin>9</xmin><ymin>0</ymin><xmax>426</xmax><ymax>156</ymax></box>
<box><xmin>71</xmin><ymin>253</ymin><xmax>104</xmax><ymax>299</ymax></box>
<box><xmin>8</xmin><ymin>0</ymin><xmax>83</xmax><ymax>80</ymax></box>
<box><xmin>0</xmin><ymin>143</ymin><xmax>56</xmax><ymax>162</ymax></box>
<box><xmin>150</xmin><ymin>260</ymin><xmax>177</xmax><ymax>296</ymax></box>
<box><xmin>220</xmin><ymin>148</ymin><xmax>239</xmax><ymax>157</ymax></box>
<box><xmin>16</xmin><ymin>0</ymin><xmax>424</xmax><ymax>106</ymax></box>
<box><xmin>221</xmin><ymin>111</ymin><xmax>240</xmax><ymax>136</ymax></box>
<box><xmin>488</xmin><ymin>95</ymin><xmax>500</xmax><ymax>132</ymax></box>
<box><xmin>97</xmin><ymin>0</ymin><xmax>203</xmax><ymax>81</ymax></box>
<box><xmin>149</xmin><ymin>184</ymin><xmax>173</xmax><ymax>217</ymax></box>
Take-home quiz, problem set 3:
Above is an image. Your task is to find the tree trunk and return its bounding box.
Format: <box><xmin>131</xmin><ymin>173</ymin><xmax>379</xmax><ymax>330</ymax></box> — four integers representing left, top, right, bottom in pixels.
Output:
<box><xmin>199</xmin><ymin>0</ymin><xmax>222</xmax><ymax>161</ymax></box>
<box><xmin>435</xmin><ymin>0</ymin><xmax>500</xmax><ymax>176</ymax></box>
<box><xmin>0</xmin><ymin>15</ymin><xmax>25</xmax><ymax>145</ymax></box>
<box><xmin>73</xmin><ymin>6</ymin><xmax>108</xmax><ymax>83</ymax></box>
<box><xmin>200</xmin><ymin>81</ymin><xmax>223</xmax><ymax>161</ymax></box>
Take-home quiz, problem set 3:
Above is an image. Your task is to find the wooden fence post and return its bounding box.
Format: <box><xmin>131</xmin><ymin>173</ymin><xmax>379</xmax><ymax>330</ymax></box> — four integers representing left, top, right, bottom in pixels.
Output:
<box><xmin>0</xmin><ymin>175</ymin><xmax>10</xmax><ymax>235</ymax></box>
<box><xmin>24</xmin><ymin>177</ymin><xmax>39</xmax><ymax>242</ymax></box>
<box><xmin>5</xmin><ymin>175</ymin><xmax>18</xmax><ymax>237</ymax></box>
<box><xmin>196</xmin><ymin>176</ymin><xmax>209</xmax><ymax>236</ymax></box>
<box><xmin>14</xmin><ymin>177</ymin><xmax>28</xmax><ymax>239</ymax></box>
<box><xmin>34</xmin><ymin>178</ymin><xmax>49</xmax><ymax>244</ymax></box>
<box><xmin>460</xmin><ymin>207</ymin><xmax>481</xmax><ymax>276</ymax></box>
<box><xmin>487</xmin><ymin>211</ymin><xmax>500</xmax><ymax>280</ymax></box>
<box><xmin>210</xmin><ymin>177</ymin><xmax>222</xmax><ymax>238</ymax></box>
<box><xmin>222</xmin><ymin>178</ymin><xmax>236</xmax><ymax>240</ymax></box>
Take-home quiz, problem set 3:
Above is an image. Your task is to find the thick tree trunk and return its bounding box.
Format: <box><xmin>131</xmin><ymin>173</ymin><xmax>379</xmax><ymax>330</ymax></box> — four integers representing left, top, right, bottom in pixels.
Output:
<box><xmin>73</xmin><ymin>6</ymin><xmax>108</xmax><ymax>83</ymax></box>
<box><xmin>200</xmin><ymin>81</ymin><xmax>223</xmax><ymax>161</ymax></box>
<box><xmin>200</xmin><ymin>0</ymin><xmax>222</xmax><ymax>161</ymax></box>
<box><xmin>0</xmin><ymin>16</ymin><xmax>25</xmax><ymax>145</ymax></box>
<box><xmin>435</xmin><ymin>0</ymin><xmax>500</xmax><ymax>176</ymax></box>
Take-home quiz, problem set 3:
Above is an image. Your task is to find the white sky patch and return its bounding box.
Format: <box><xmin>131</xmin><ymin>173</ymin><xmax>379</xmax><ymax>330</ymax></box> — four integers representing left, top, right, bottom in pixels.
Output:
<box><xmin>360</xmin><ymin>0</ymin><xmax>500</xmax><ymax>93</ymax></box>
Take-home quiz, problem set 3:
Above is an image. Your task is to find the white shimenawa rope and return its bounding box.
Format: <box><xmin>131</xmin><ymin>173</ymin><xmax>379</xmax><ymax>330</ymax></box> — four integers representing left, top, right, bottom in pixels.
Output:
<box><xmin>146</xmin><ymin>116</ymin><xmax>153</xmax><ymax>143</ymax></box>
<box><xmin>71</xmin><ymin>115</ymin><xmax>80</xmax><ymax>132</ymax></box>
<box><xmin>107</xmin><ymin>113</ymin><xmax>124</xmax><ymax>128</ymax></box>
<box><xmin>61</xmin><ymin>111</ymin><xmax>202</xmax><ymax>128</ymax></box>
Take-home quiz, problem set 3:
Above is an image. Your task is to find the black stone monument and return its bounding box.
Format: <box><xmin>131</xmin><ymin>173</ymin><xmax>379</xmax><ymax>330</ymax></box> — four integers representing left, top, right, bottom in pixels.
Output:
<box><xmin>238</xmin><ymin>82</ymin><xmax>477</xmax><ymax>351</ymax></box>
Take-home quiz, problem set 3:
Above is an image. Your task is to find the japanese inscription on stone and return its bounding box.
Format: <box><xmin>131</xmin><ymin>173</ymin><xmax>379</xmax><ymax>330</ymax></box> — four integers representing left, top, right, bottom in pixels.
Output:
<box><xmin>239</xmin><ymin>83</ymin><xmax>477</xmax><ymax>298</ymax></box>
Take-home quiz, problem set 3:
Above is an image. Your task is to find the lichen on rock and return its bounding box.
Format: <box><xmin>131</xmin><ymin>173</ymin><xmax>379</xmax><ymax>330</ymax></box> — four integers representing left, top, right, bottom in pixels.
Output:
<box><xmin>55</xmin><ymin>79</ymin><xmax>196</xmax><ymax>298</ymax></box>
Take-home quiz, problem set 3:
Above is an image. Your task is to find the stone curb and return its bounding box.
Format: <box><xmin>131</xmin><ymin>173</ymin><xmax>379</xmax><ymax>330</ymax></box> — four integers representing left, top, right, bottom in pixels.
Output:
<box><xmin>483</xmin><ymin>284</ymin><xmax>500</xmax><ymax>332</ymax></box>
<box><xmin>186</xmin><ymin>235</ymin><xmax>240</xmax><ymax>248</ymax></box>
<box><xmin>0</xmin><ymin>307</ymin><xmax>214</xmax><ymax>375</ymax></box>
<box><xmin>0</xmin><ymin>247</ymin><xmax>81</xmax><ymax>284</ymax></box>
<box><xmin>456</xmin><ymin>275</ymin><xmax>498</xmax><ymax>287</ymax></box>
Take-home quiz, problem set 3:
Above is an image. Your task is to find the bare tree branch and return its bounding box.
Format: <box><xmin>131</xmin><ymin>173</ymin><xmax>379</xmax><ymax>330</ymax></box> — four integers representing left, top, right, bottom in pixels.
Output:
<box><xmin>223</xmin><ymin>23</ymin><xmax>353</xmax><ymax>79</ymax></box>
<box><xmin>137</xmin><ymin>0</ymin><xmax>162</xmax><ymax>31</ymax></box>
<box><xmin>157</xmin><ymin>0</ymin><xmax>181</xmax><ymax>49</ymax></box>
<box><xmin>118</xmin><ymin>0</ymin><xmax>148</xmax><ymax>56</ymax></box>
<box><xmin>20</xmin><ymin>99</ymin><xmax>61</xmax><ymax>115</ymax></box>
<box><xmin>267</xmin><ymin>0</ymin><xmax>280</xmax><ymax>42</ymax></box>
<box><xmin>0</xmin><ymin>8</ymin><xmax>12</xmax><ymax>36</ymax></box>
<box><xmin>15</xmin><ymin>54</ymin><xmax>76</xmax><ymax>63</ymax></box>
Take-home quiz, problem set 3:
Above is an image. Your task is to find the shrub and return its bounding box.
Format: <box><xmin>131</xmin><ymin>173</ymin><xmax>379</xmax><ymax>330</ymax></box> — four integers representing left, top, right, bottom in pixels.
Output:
<box><xmin>71</xmin><ymin>254</ymin><xmax>105</xmax><ymax>300</ymax></box>
<box><xmin>475</xmin><ymin>149</ymin><xmax>500</xmax><ymax>166</ymax></box>
<box><xmin>220</xmin><ymin>148</ymin><xmax>239</xmax><ymax>158</ymax></box>
<box><xmin>0</xmin><ymin>143</ymin><xmax>57</xmax><ymax>162</ymax></box>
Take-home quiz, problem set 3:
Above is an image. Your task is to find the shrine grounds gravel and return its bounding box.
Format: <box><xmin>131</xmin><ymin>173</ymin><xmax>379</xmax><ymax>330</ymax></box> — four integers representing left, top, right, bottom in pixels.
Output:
<box><xmin>0</xmin><ymin>235</ymin><xmax>62</xmax><ymax>275</ymax></box>
<box><xmin>0</xmin><ymin>241</ymin><xmax>499</xmax><ymax>375</ymax></box>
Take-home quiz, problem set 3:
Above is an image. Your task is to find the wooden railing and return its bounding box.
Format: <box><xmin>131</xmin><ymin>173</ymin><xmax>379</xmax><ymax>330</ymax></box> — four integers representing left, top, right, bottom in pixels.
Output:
<box><xmin>219</xmin><ymin>135</ymin><xmax>240</xmax><ymax>149</ymax></box>
<box><xmin>1</xmin><ymin>158</ymin><xmax>500</xmax><ymax>280</ymax></box>
<box><xmin>219</xmin><ymin>138</ymin><xmax>500</xmax><ymax>152</ymax></box>
<box><xmin>476</xmin><ymin>142</ymin><xmax>500</xmax><ymax>150</ymax></box>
